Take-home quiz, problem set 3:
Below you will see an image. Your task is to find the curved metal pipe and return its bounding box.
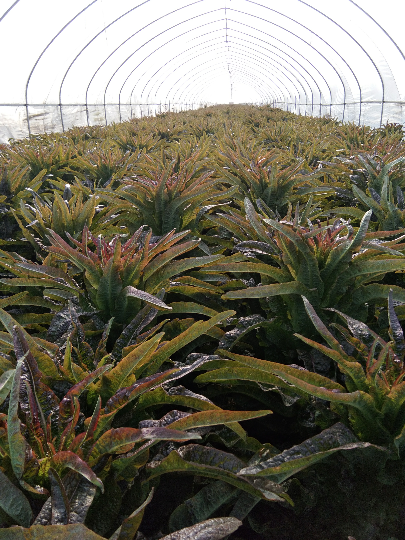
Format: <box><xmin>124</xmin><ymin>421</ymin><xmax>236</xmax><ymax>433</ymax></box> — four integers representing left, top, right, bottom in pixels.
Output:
<box><xmin>174</xmin><ymin>50</ymin><xmax>297</xmax><ymax>107</ymax></box>
<box><xmin>143</xmin><ymin>36</ymin><xmax>308</xmax><ymax>108</ymax></box>
<box><xmin>169</xmin><ymin>58</ymin><xmax>279</xmax><ymax>104</ymax></box>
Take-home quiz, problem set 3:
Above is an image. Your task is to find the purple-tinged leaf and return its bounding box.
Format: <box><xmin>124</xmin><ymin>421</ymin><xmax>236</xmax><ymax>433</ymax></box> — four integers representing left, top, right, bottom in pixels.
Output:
<box><xmin>59</xmin><ymin>364</ymin><xmax>111</xmax><ymax>426</ymax></box>
<box><xmin>50</xmin><ymin>451</ymin><xmax>103</xmax><ymax>492</ymax></box>
<box><xmin>0</xmin><ymin>308</ymin><xmax>59</xmax><ymax>378</ymax></box>
<box><xmin>97</xmin><ymin>333</ymin><xmax>163</xmax><ymax>399</ymax></box>
<box><xmin>103</xmin><ymin>368</ymin><xmax>178</xmax><ymax>415</ymax></box>
<box><xmin>88</xmin><ymin>427</ymin><xmax>201</xmax><ymax>466</ymax></box>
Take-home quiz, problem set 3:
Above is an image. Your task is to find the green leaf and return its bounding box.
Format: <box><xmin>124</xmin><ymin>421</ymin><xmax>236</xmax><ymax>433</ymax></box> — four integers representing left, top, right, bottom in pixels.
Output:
<box><xmin>160</xmin><ymin>517</ymin><xmax>242</xmax><ymax>540</ymax></box>
<box><xmin>88</xmin><ymin>427</ymin><xmax>201</xmax><ymax>466</ymax></box>
<box><xmin>223</xmin><ymin>281</ymin><xmax>310</xmax><ymax>300</ymax></box>
<box><xmin>0</xmin><ymin>308</ymin><xmax>59</xmax><ymax>378</ymax></box>
<box><xmin>97</xmin><ymin>333</ymin><xmax>163</xmax><ymax>399</ymax></box>
<box><xmin>143</xmin><ymin>311</ymin><xmax>235</xmax><ymax>376</ymax></box>
<box><xmin>8</xmin><ymin>358</ymin><xmax>27</xmax><ymax>480</ymax></box>
<box><xmin>0</xmin><ymin>468</ymin><xmax>33</xmax><ymax>526</ymax></box>
<box><xmin>239</xmin><ymin>423</ymin><xmax>383</xmax><ymax>482</ymax></box>
<box><xmin>169</xmin><ymin>409</ymin><xmax>272</xmax><ymax>431</ymax></box>
<box><xmin>147</xmin><ymin>445</ymin><xmax>283</xmax><ymax>502</ymax></box>
<box><xmin>169</xmin><ymin>481</ymin><xmax>238</xmax><ymax>532</ymax></box>
<box><xmin>124</xmin><ymin>286</ymin><xmax>172</xmax><ymax>310</ymax></box>
<box><xmin>5</xmin><ymin>524</ymin><xmax>107</xmax><ymax>539</ymax></box>
<box><xmin>109</xmin><ymin>488</ymin><xmax>154</xmax><ymax>540</ymax></box>
<box><xmin>0</xmin><ymin>368</ymin><xmax>14</xmax><ymax>405</ymax></box>
<box><xmin>96</xmin><ymin>259</ymin><xmax>123</xmax><ymax>315</ymax></box>
<box><xmin>218</xmin><ymin>350</ymin><xmax>345</xmax><ymax>391</ymax></box>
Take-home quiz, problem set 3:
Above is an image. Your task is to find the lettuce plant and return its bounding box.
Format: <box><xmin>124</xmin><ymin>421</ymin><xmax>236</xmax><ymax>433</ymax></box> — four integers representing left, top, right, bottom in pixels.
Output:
<box><xmin>0</xmin><ymin>226</ymin><xmax>223</xmax><ymax>324</ymax></box>
<box><xmin>102</xmin><ymin>152</ymin><xmax>236</xmax><ymax>235</ymax></box>
<box><xmin>209</xmin><ymin>199</ymin><xmax>405</xmax><ymax>335</ymax></box>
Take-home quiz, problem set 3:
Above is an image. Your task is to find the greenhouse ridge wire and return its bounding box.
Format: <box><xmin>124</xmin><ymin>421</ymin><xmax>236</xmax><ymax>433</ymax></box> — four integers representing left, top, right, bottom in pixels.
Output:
<box><xmin>0</xmin><ymin>0</ymin><xmax>404</xmax><ymax>140</ymax></box>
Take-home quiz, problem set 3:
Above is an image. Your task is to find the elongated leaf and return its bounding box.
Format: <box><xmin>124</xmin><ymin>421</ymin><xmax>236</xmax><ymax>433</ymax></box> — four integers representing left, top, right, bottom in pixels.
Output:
<box><xmin>124</xmin><ymin>286</ymin><xmax>172</xmax><ymax>310</ymax></box>
<box><xmin>6</xmin><ymin>524</ymin><xmax>107</xmax><ymax>539</ymax></box>
<box><xmin>0</xmin><ymin>468</ymin><xmax>33</xmax><ymax>526</ymax></box>
<box><xmin>143</xmin><ymin>311</ymin><xmax>235</xmax><ymax>376</ymax></box>
<box><xmin>169</xmin><ymin>481</ymin><xmax>238</xmax><ymax>533</ymax></box>
<box><xmin>8</xmin><ymin>358</ymin><xmax>26</xmax><ymax>480</ymax></box>
<box><xmin>109</xmin><ymin>488</ymin><xmax>154</xmax><ymax>540</ymax></box>
<box><xmin>160</xmin><ymin>517</ymin><xmax>242</xmax><ymax>540</ymax></box>
<box><xmin>0</xmin><ymin>308</ymin><xmax>59</xmax><ymax>378</ymax></box>
<box><xmin>239</xmin><ymin>422</ymin><xmax>381</xmax><ymax>482</ymax></box>
<box><xmin>59</xmin><ymin>364</ymin><xmax>111</xmax><ymax>425</ymax></box>
<box><xmin>88</xmin><ymin>427</ymin><xmax>201</xmax><ymax>466</ymax></box>
<box><xmin>169</xmin><ymin>409</ymin><xmax>272</xmax><ymax>431</ymax></box>
<box><xmin>147</xmin><ymin>445</ymin><xmax>282</xmax><ymax>502</ymax></box>
<box><xmin>202</xmin><ymin>262</ymin><xmax>290</xmax><ymax>282</ymax></box>
<box><xmin>50</xmin><ymin>451</ymin><xmax>103</xmax><ymax>492</ymax></box>
<box><xmin>223</xmin><ymin>281</ymin><xmax>309</xmax><ymax>300</ymax></box>
<box><xmin>195</xmin><ymin>366</ymin><xmax>303</xmax><ymax>393</ymax></box>
<box><xmin>97</xmin><ymin>333</ymin><xmax>163</xmax><ymax>399</ymax></box>
<box><xmin>103</xmin><ymin>368</ymin><xmax>179</xmax><ymax>415</ymax></box>
<box><xmin>0</xmin><ymin>368</ymin><xmax>14</xmax><ymax>405</ymax></box>
<box><xmin>218</xmin><ymin>351</ymin><xmax>345</xmax><ymax>391</ymax></box>
<box><xmin>145</xmin><ymin>255</ymin><xmax>223</xmax><ymax>293</ymax></box>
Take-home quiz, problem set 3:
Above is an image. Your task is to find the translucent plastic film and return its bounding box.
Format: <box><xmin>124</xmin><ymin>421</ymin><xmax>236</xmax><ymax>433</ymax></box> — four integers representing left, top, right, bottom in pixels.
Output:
<box><xmin>0</xmin><ymin>0</ymin><xmax>404</xmax><ymax>142</ymax></box>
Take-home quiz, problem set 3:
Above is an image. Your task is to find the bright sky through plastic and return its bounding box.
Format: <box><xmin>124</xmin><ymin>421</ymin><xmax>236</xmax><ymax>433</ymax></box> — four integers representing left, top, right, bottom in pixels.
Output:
<box><xmin>0</xmin><ymin>0</ymin><xmax>404</xmax><ymax>140</ymax></box>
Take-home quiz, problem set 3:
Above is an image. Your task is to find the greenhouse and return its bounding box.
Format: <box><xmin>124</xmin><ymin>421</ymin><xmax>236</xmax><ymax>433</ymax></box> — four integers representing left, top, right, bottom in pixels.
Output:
<box><xmin>1</xmin><ymin>0</ymin><xmax>405</xmax><ymax>142</ymax></box>
<box><xmin>1</xmin><ymin>1</ymin><xmax>405</xmax><ymax>540</ymax></box>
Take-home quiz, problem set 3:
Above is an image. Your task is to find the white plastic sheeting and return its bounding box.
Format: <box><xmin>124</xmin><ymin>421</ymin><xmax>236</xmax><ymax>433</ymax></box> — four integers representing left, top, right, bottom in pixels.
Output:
<box><xmin>0</xmin><ymin>0</ymin><xmax>404</xmax><ymax>142</ymax></box>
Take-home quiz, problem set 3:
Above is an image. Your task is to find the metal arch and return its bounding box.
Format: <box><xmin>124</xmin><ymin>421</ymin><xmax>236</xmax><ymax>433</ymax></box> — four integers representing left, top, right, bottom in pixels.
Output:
<box><xmin>144</xmin><ymin>36</ymin><xmax>226</xmax><ymax>100</ymax></box>
<box><xmin>350</xmin><ymin>0</ymin><xmax>405</xmax><ymax>121</ymax></box>
<box><xmin>126</xmin><ymin>27</ymin><xmax>223</xmax><ymax>120</ymax></box>
<box><xmin>170</xmin><ymin>46</ymin><xmax>299</xmax><ymax>108</ymax></box>
<box><xmin>144</xmin><ymin>39</ymin><xmax>304</xmax><ymax>108</ymax></box>
<box><xmin>58</xmin><ymin>0</ymin><xmax>166</xmax><ymax>129</ymax></box>
<box><xmin>142</xmin><ymin>35</ymin><xmax>309</xmax><ymax>108</ymax></box>
<box><xmin>118</xmin><ymin>8</ymin><xmax>333</xmax><ymax>120</ymax></box>
<box><xmin>168</xmin><ymin>56</ymin><xmax>282</xmax><ymax>104</ymax></box>
<box><xmin>130</xmin><ymin>23</ymin><xmax>316</xmax><ymax>118</ymax></box>
<box><xmin>177</xmin><ymin>63</ymin><xmax>277</xmax><ymax>105</ymax></box>
<box><xmin>229</xmin><ymin>19</ymin><xmax>331</xmax><ymax>117</ymax></box>
<box><xmin>189</xmin><ymin>75</ymin><xmax>267</xmax><ymax>105</ymax></box>
<box><xmin>169</xmin><ymin>52</ymin><xmax>289</xmax><ymax>105</ymax></box>
<box><xmin>102</xmin><ymin>5</ymin><xmax>224</xmax><ymax>126</ymax></box>
<box><xmin>296</xmin><ymin>0</ymin><xmax>382</xmax><ymax>125</ymax></box>
<box><xmin>183</xmin><ymin>64</ymin><xmax>274</xmax><ymax>104</ymax></box>
<box><xmin>229</xmin><ymin>7</ymin><xmax>342</xmax><ymax>118</ymax></box>
<box><xmin>243</xmin><ymin>0</ymin><xmax>360</xmax><ymax>122</ymax></box>
<box><xmin>126</xmin><ymin>23</ymin><xmax>224</xmax><ymax>117</ymax></box>
<box><xmin>173</xmin><ymin>59</ymin><xmax>277</xmax><ymax>103</ymax></box>
<box><xmin>186</xmin><ymin>68</ymin><xmax>271</xmax><ymax>104</ymax></box>
<box><xmin>0</xmin><ymin>0</ymin><xmax>21</xmax><ymax>24</ymax></box>
<box><xmin>24</xmin><ymin>0</ymin><xmax>98</xmax><ymax>135</ymax></box>
<box><xmin>85</xmin><ymin>4</ymin><xmax>217</xmax><ymax>125</ymax></box>
<box><xmin>101</xmin><ymin>5</ymin><xmax>336</xmax><ymax>120</ymax></box>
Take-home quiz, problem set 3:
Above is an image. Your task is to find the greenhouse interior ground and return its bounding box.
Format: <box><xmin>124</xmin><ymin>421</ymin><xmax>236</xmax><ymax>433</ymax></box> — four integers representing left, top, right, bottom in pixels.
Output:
<box><xmin>1</xmin><ymin>1</ymin><xmax>405</xmax><ymax>540</ymax></box>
